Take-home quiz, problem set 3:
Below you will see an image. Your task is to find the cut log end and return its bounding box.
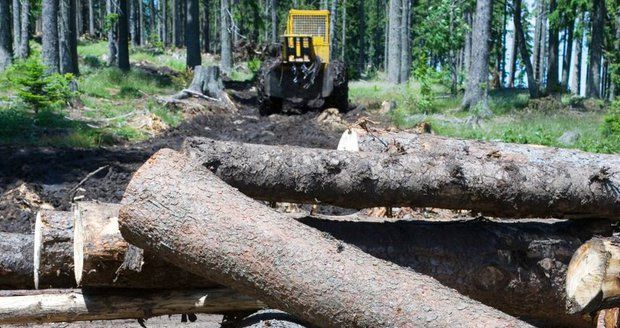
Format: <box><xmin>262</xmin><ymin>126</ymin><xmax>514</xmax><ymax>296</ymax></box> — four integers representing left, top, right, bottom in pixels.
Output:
<box><xmin>566</xmin><ymin>237</ymin><xmax>620</xmax><ymax>314</ymax></box>
<box><xmin>73</xmin><ymin>205</ymin><xmax>85</xmax><ymax>286</ymax></box>
<box><xmin>33</xmin><ymin>211</ymin><xmax>43</xmax><ymax>289</ymax></box>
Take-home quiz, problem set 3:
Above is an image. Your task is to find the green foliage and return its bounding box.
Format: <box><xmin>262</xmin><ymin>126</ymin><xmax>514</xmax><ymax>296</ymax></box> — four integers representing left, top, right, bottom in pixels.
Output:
<box><xmin>247</xmin><ymin>58</ymin><xmax>262</xmax><ymax>75</ymax></box>
<box><xmin>407</xmin><ymin>56</ymin><xmax>434</xmax><ymax>113</ymax></box>
<box><xmin>602</xmin><ymin>100</ymin><xmax>620</xmax><ymax>137</ymax></box>
<box><xmin>104</xmin><ymin>13</ymin><xmax>120</xmax><ymax>31</ymax></box>
<box><xmin>5</xmin><ymin>58</ymin><xmax>75</xmax><ymax>112</ymax></box>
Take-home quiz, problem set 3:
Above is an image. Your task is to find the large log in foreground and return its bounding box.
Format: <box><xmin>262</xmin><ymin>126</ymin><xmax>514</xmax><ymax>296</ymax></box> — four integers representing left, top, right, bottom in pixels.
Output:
<box><xmin>119</xmin><ymin>149</ymin><xmax>532</xmax><ymax>328</ymax></box>
<box><xmin>73</xmin><ymin>201</ymin><xmax>216</xmax><ymax>288</ymax></box>
<box><xmin>0</xmin><ymin>233</ymin><xmax>33</xmax><ymax>289</ymax></box>
<box><xmin>34</xmin><ymin>210</ymin><xmax>75</xmax><ymax>289</ymax></box>
<box><xmin>183</xmin><ymin>137</ymin><xmax>620</xmax><ymax>219</ymax></box>
<box><xmin>0</xmin><ymin>288</ymin><xmax>264</xmax><ymax>324</ymax></box>
<box><xmin>566</xmin><ymin>237</ymin><xmax>620</xmax><ymax>314</ymax></box>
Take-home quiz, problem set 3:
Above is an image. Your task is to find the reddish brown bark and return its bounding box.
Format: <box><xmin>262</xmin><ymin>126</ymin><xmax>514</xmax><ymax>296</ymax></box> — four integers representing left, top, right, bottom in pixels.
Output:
<box><xmin>34</xmin><ymin>210</ymin><xmax>75</xmax><ymax>289</ymax></box>
<box><xmin>119</xmin><ymin>149</ymin><xmax>532</xmax><ymax>328</ymax></box>
<box><xmin>182</xmin><ymin>136</ymin><xmax>620</xmax><ymax>219</ymax></box>
<box><xmin>74</xmin><ymin>201</ymin><xmax>217</xmax><ymax>289</ymax></box>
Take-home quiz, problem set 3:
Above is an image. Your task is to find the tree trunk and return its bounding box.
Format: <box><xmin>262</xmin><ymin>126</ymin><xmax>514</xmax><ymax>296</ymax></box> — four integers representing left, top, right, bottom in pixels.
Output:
<box><xmin>12</xmin><ymin>0</ymin><xmax>20</xmax><ymax>57</ymax></box>
<box><xmin>399</xmin><ymin>0</ymin><xmax>411</xmax><ymax>83</ymax></box>
<box><xmin>184</xmin><ymin>136</ymin><xmax>620</xmax><ymax>219</ymax></box>
<box><xmin>158</xmin><ymin>0</ymin><xmax>165</xmax><ymax>43</ymax></box>
<box><xmin>571</xmin><ymin>15</ymin><xmax>583</xmax><ymax>96</ymax></box>
<box><xmin>270</xmin><ymin>0</ymin><xmax>277</xmax><ymax>43</ymax></box>
<box><xmin>561</xmin><ymin>20</ymin><xmax>575</xmax><ymax>90</ymax></box>
<box><xmin>59</xmin><ymin>0</ymin><xmax>80</xmax><ymax>75</ymax></box>
<box><xmin>566</xmin><ymin>237</ymin><xmax>620</xmax><ymax>315</ymax></box>
<box><xmin>173</xmin><ymin>0</ymin><xmax>182</xmax><ymax>47</ymax></box>
<box><xmin>106</xmin><ymin>0</ymin><xmax>118</xmax><ymax>66</ymax></box>
<box><xmin>0</xmin><ymin>233</ymin><xmax>33</xmax><ymax>289</ymax></box>
<box><xmin>130</xmin><ymin>0</ymin><xmax>139</xmax><ymax>46</ymax></box>
<box><xmin>16</xmin><ymin>0</ymin><xmax>29</xmax><ymax>59</ymax></box>
<box><xmin>329</xmin><ymin>0</ymin><xmax>338</xmax><ymax>60</ymax></box>
<box><xmin>202</xmin><ymin>0</ymin><xmax>210</xmax><ymax>52</ymax></box>
<box><xmin>148</xmin><ymin>0</ymin><xmax>155</xmax><ymax>39</ymax></box>
<box><xmin>507</xmin><ymin>23</ymin><xmax>517</xmax><ymax>88</ymax></box>
<box><xmin>0</xmin><ymin>288</ymin><xmax>264</xmax><ymax>324</ymax></box>
<box><xmin>119</xmin><ymin>149</ymin><xmax>531</xmax><ymax>328</ymax></box>
<box><xmin>463</xmin><ymin>11</ymin><xmax>472</xmax><ymax>74</ymax></box>
<box><xmin>341</xmin><ymin>0</ymin><xmax>346</xmax><ymax>61</ymax></box>
<box><xmin>532</xmin><ymin>0</ymin><xmax>542</xmax><ymax>83</ymax></box>
<box><xmin>386</xmin><ymin>0</ymin><xmax>401</xmax><ymax>83</ymax></box>
<box><xmin>358</xmin><ymin>0</ymin><xmax>365</xmax><ymax>75</ymax></box>
<box><xmin>546</xmin><ymin>0</ymin><xmax>559</xmax><ymax>94</ymax></box>
<box><xmin>538</xmin><ymin>3</ymin><xmax>548</xmax><ymax>84</ymax></box>
<box><xmin>74</xmin><ymin>202</ymin><xmax>215</xmax><ymax>289</ymax></box>
<box><xmin>88</xmin><ymin>0</ymin><xmax>95</xmax><ymax>36</ymax></box>
<box><xmin>460</xmin><ymin>0</ymin><xmax>492</xmax><ymax>111</ymax></box>
<box><xmin>118</xmin><ymin>0</ymin><xmax>130</xmax><ymax>71</ymax></box>
<box><xmin>186</xmin><ymin>0</ymin><xmax>201</xmax><ymax>68</ymax></box>
<box><xmin>587</xmin><ymin>0</ymin><xmax>605</xmax><ymax>98</ymax></box>
<box><xmin>42</xmin><ymin>0</ymin><xmax>59</xmax><ymax>73</ymax></box>
<box><xmin>0</xmin><ymin>0</ymin><xmax>11</xmax><ymax>71</ymax></box>
<box><xmin>33</xmin><ymin>210</ymin><xmax>75</xmax><ymax>289</ymax></box>
<box><xmin>514</xmin><ymin>0</ymin><xmax>539</xmax><ymax>98</ymax></box>
<box><xmin>220</xmin><ymin>0</ymin><xmax>232</xmax><ymax>72</ymax></box>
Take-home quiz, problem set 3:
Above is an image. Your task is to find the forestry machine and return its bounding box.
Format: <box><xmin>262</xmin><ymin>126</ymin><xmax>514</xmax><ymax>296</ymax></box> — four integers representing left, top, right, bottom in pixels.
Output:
<box><xmin>257</xmin><ymin>9</ymin><xmax>348</xmax><ymax>115</ymax></box>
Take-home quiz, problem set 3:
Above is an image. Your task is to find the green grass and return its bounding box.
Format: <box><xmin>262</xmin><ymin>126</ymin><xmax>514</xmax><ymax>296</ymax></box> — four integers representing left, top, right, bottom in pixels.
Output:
<box><xmin>349</xmin><ymin>80</ymin><xmax>619</xmax><ymax>154</ymax></box>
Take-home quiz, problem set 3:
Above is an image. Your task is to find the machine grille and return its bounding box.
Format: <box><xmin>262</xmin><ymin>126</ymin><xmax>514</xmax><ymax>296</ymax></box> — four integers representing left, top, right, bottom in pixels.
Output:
<box><xmin>292</xmin><ymin>15</ymin><xmax>328</xmax><ymax>39</ymax></box>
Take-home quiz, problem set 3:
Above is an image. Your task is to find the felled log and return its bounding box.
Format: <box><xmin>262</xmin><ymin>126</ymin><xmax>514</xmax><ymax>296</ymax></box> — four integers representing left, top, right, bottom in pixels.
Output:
<box><xmin>119</xmin><ymin>149</ymin><xmax>531</xmax><ymax>328</ymax></box>
<box><xmin>33</xmin><ymin>210</ymin><xmax>75</xmax><ymax>289</ymax></box>
<box><xmin>566</xmin><ymin>236</ymin><xmax>620</xmax><ymax>314</ymax></box>
<box><xmin>0</xmin><ymin>233</ymin><xmax>33</xmax><ymax>289</ymax></box>
<box><xmin>182</xmin><ymin>136</ymin><xmax>620</xmax><ymax>219</ymax></box>
<box><xmin>0</xmin><ymin>288</ymin><xmax>264</xmax><ymax>324</ymax></box>
<box><xmin>73</xmin><ymin>201</ymin><xmax>217</xmax><ymax>288</ymax></box>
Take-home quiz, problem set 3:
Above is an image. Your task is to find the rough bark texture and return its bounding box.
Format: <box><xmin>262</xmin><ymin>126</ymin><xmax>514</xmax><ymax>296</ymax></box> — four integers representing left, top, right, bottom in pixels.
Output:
<box><xmin>461</xmin><ymin>0</ymin><xmax>492</xmax><ymax>110</ymax></box>
<box><xmin>546</xmin><ymin>0</ymin><xmax>559</xmax><ymax>93</ymax></box>
<box><xmin>12</xmin><ymin>0</ymin><xmax>20</xmax><ymax>57</ymax></box>
<box><xmin>202</xmin><ymin>0</ymin><xmax>210</xmax><ymax>52</ymax></box>
<box><xmin>270</xmin><ymin>0</ymin><xmax>277</xmax><ymax>44</ymax></box>
<box><xmin>514</xmin><ymin>0</ymin><xmax>539</xmax><ymax>98</ymax></box>
<box><xmin>106</xmin><ymin>0</ymin><xmax>118</xmax><ymax>66</ymax></box>
<box><xmin>571</xmin><ymin>16</ymin><xmax>583</xmax><ymax>96</ymax></box>
<box><xmin>507</xmin><ymin>27</ymin><xmax>518</xmax><ymax>88</ymax></box>
<box><xmin>0</xmin><ymin>0</ymin><xmax>11</xmax><ymax>71</ymax></box>
<box><xmin>119</xmin><ymin>149</ymin><xmax>532</xmax><ymax>328</ymax></box>
<box><xmin>42</xmin><ymin>0</ymin><xmax>60</xmax><ymax>73</ymax></box>
<box><xmin>399</xmin><ymin>0</ymin><xmax>411</xmax><ymax>83</ymax></box>
<box><xmin>88</xmin><ymin>0</ymin><xmax>95</xmax><ymax>36</ymax></box>
<box><xmin>34</xmin><ymin>210</ymin><xmax>75</xmax><ymax>289</ymax></box>
<box><xmin>0</xmin><ymin>288</ymin><xmax>264</xmax><ymax>324</ymax></box>
<box><xmin>588</xmin><ymin>0</ymin><xmax>605</xmax><ymax>98</ymax></box>
<box><xmin>386</xmin><ymin>0</ymin><xmax>401</xmax><ymax>83</ymax></box>
<box><xmin>59</xmin><ymin>0</ymin><xmax>79</xmax><ymax>75</ymax></box>
<box><xmin>118</xmin><ymin>0</ymin><xmax>130</xmax><ymax>71</ymax></box>
<box><xmin>173</xmin><ymin>0</ymin><xmax>182</xmax><ymax>47</ymax></box>
<box><xmin>17</xmin><ymin>0</ymin><xmax>29</xmax><ymax>59</ymax></box>
<box><xmin>220</xmin><ymin>0</ymin><xmax>232</xmax><ymax>72</ymax></box>
<box><xmin>186</xmin><ymin>0</ymin><xmax>201</xmax><ymax>68</ymax></box>
<box><xmin>566</xmin><ymin>237</ymin><xmax>620</xmax><ymax>314</ymax></box>
<box><xmin>183</xmin><ymin>136</ymin><xmax>620</xmax><ymax>219</ymax></box>
<box><xmin>73</xmin><ymin>201</ymin><xmax>217</xmax><ymax>289</ymax></box>
<box><xmin>561</xmin><ymin>19</ymin><xmax>575</xmax><ymax>90</ymax></box>
<box><xmin>0</xmin><ymin>233</ymin><xmax>33</xmax><ymax>289</ymax></box>
<box><xmin>130</xmin><ymin>0</ymin><xmax>140</xmax><ymax>46</ymax></box>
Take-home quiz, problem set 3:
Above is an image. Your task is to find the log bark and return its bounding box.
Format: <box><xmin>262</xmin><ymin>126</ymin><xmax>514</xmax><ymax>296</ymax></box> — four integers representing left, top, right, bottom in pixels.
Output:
<box><xmin>183</xmin><ymin>136</ymin><xmax>620</xmax><ymax>219</ymax></box>
<box><xmin>34</xmin><ymin>210</ymin><xmax>75</xmax><ymax>289</ymax></box>
<box><xmin>119</xmin><ymin>149</ymin><xmax>532</xmax><ymax>328</ymax></box>
<box><xmin>0</xmin><ymin>233</ymin><xmax>33</xmax><ymax>289</ymax></box>
<box><xmin>0</xmin><ymin>288</ymin><xmax>264</xmax><ymax>324</ymax></box>
<box><xmin>566</xmin><ymin>236</ymin><xmax>620</xmax><ymax>314</ymax></box>
<box><xmin>73</xmin><ymin>201</ymin><xmax>217</xmax><ymax>289</ymax></box>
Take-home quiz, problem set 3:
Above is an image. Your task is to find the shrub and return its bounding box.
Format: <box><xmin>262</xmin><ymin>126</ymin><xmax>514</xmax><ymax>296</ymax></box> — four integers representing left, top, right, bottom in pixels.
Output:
<box><xmin>6</xmin><ymin>58</ymin><xmax>75</xmax><ymax>112</ymax></box>
<box><xmin>601</xmin><ymin>99</ymin><xmax>620</xmax><ymax>137</ymax></box>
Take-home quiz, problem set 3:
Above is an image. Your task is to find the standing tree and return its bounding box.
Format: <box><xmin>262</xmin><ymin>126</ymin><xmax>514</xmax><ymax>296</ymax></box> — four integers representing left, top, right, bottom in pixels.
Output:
<box><xmin>570</xmin><ymin>14</ymin><xmax>585</xmax><ymax>95</ymax></box>
<box><xmin>118</xmin><ymin>0</ymin><xmax>130</xmax><ymax>71</ymax></box>
<box><xmin>507</xmin><ymin>27</ymin><xmax>518</xmax><ymax>88</ymax></box>
<box><xmin>130</xmin><ymin>0</ymin><xmax>140</xmax><ymax>46</ymax></box>
<box><xmin>399</xmin><ymin>0</ymin><xmax>411</xmax><ymax>83</ymax></box>
<box><xmin>12</xmin><ymin>0</ymin><xmax>20</xmax><ymax>56</ymax></box>
<box><xmin>220</xmin><ymin>0</ymin><xmax>232</xmax><ymax>72</ymax></box>
<box><xmin>42</xmin><ymin>0</ymin><xmax>60</xmax><ymax>73</ymax></box>
<box><xmin>203</xmin><ymin>0</ymin><xmax>210</xmax><ymax>52</ymax></box>
<box><xmin>587</xmin><ymin>0</ymin><xmax>605</xmax><ymax>98</ymax></box>
<box><xmin>270</xmin><ymin>0</ymin><xmax>277</xmax><ymax>43</ymax></box>
<box><xmin>514</xmin><ymin>0</ymin><xmax>539</xmax><ymax>98</ymax></box>
<box><xmin>17</xmin><ymin>0</ymin><xmax>29</xmax><ymax>59</ymax></box>
<box><xmin>386</xmin><ymin>0</ymin><xmax>401</xmax><ymax>83</ymax></box>
<box><xmin>330</xmin><ymin>0</ymin><xmax>338</xmax><ymax>59</ymax></box>
<box><xmin>186</xmin><ymin>0</ymin><xmax>201</xmax><ymax>68</ymax></box>
<box><xmin>0</xmin><ymin>0</ymin><xmax>11</xmax><ymax>71</ymax></box>
<box><xmin>148</xmin><ymin>0</ymin><xmax>156</xmax><ymax>40</ymax></box>
<box><xmin>460</xmin><ymin>0</ymin><xmax>492</xmax><ymax>112</ymax></box>
<box><xmin>59</xmin><ymin>0</ymin><xmax>80</xmax><ymax>75</ymax></box>
<box><xmin>173</xmin><ymin>0</ymin><xmax>182</xmax><ymax>47</ymax></box>
<box><xmin>546</xmin><ymin>0</ymin><xmax>560</xmax><ymax>94</ymax></box>
<box><xmin>106</xmin><ymin>0</ymin><xmax>118</xmax><ymax>66</ymax></box>
<box><xmin>88</xmin><ymin>0</ymin><xmax>96</xmax><ymax>36</ymax></box>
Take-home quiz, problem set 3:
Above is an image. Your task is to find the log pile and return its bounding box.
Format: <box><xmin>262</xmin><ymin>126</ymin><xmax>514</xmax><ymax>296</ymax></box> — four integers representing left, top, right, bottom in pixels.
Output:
<box><xmin>1</xmin><ymin>133</ymin><xmax>619</xmax><ymax>327</ymax></box>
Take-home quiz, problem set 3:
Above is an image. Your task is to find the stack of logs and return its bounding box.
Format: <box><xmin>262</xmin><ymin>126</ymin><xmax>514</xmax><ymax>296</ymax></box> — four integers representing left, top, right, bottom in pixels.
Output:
<box><xmin>1</xmin><ymin>130</ymin><xmax>619</xmax><ymax>327</ymax></box>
